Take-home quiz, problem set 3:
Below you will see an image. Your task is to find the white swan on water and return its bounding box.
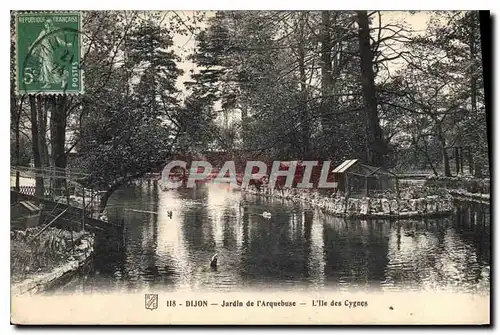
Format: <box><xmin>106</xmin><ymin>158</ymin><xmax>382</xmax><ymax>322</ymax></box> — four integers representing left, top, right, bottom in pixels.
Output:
<box><xmin>262</xmin><ymin>211</ymin><xmax>272</xmax><ymax>219</ymax></box>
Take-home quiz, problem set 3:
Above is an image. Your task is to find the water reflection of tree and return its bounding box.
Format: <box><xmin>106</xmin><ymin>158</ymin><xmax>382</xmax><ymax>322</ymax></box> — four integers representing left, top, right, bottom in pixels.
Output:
<box><xmin>302</xmin><ymin>210</ymin><xmax>314</xmax><ymax>279</ymax></box>
<box><xmin>454</xmin><ymin>201</ymin><xmax>490</xmax><ymax>290</ymax></box>
<box><xmin>305</xmin><ymin>210</ymin><xmax>325</xmax><ymax>286</ymax></box>
<box><xmin>385</xmin><ymin>219</ymin><xmax>441</xmax><ymax>289</ymax></box>
<box><xmin>179</xmin><ymin>185</ymin><xmax>214</xmax><ymax>252</ymax></box>
<box><xmin>454</xmin><ymin>201</ymin><xmax>490</xmax><ymax>265</ymax></box>
<box><xmin>177</xmin><ymin>184</ymin><xmax>248</xmax><ymax>288</ymax></box>
<box><xmin>239</xmin><ymin>203</ymin><xmax>310</xmax><ymax>284</ymax></box>
<box><xmin>322</xmin><ymin>217</ymin><xmax>389</xmax><ymax>288</ymax></box>
<box><xmin>242</xmin><ymin>206</ymin><xmax>250</xmax><ymax>252</ymax></box>
<box><xmin>221</xmin><ymin>206</ymin><xmax>240</xmax><ymax>249</ymax></box>
<box><xmin>140</xmin><ymin>181</ymin><xmax>160</xmax><ymax>282</ymax></box>
<box><xmin>101</xmin><ymin>182</ymin><xmax>164</xmax><ymax>289</ymax></box>
<box><xmin>99</xmin><ymin>184</ymin><xmax>151</xmax><ymax>289</ymax></box>
<box><xmin>384</xmin><ymin>202</ymin><xmax>490</xmax><ymax>291</ymax></box>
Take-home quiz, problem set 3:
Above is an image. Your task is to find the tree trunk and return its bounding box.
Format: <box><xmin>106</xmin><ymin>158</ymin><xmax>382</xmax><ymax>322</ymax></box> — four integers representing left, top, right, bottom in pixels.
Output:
<box><xmin>99</xmin><ymin>186</ymin><xmax>117</xmax><ymax>214</ymax></box>
<box><xmin>240</xmin><ymin>108</ymin><xmax>248</xmax><ymax>149</ymax></box>
<box><xmin>442</xmin><ymin>145</ymin><xmax>451</xmax><ymax>177</ymax></box>
<box><xmin>435</xmin><ymin>122</ymin><xmax>451</xmax><ymax>177</ymax></box>
<box><xmin>50</xmin><ymin>96</ymin><xmax>67</xmax><ymax>195</ymax></box>
<box><xmin>420</xmin><ymin>136</ymin><xmax>438</xmax><ymax>175</ymax></box>
<box><xmin>474</xmin><ymin>162</ymin><xmax>483</xmax><ymax>178</ymax></box>
<box><xmin>29</xmin><ymin>96</ymin><xmax>44</xmax><ymax>200</ymax></box>
<box><xmin>50</xmin><ymin>96</ymin><xmax>68</xmax><ymax>196</ymax></box>
<box><xmin>467</xmin><ymin>148</ymin><xmax>474</xmax><ymax>174</ymax></box>
<box><xmin>98</xmin><ymin>179</ymin><xmax>129</xmax><ymax>213</ymax></box>
<box><xmin>15</xmin><ymin>121</ymin><xmax>20</xmax><ymax>190</ymax></box>
<box><xmin>320</xmin><ymin>11</ymin><xmax>334</xmax><ymax>136</ymax></box>
<box><xmin>470</xmin><ymin>12</ymin><xmax>483</xmax><ymax>179</ymax></box>
<box><xmin>297</xmin><ymin>13</ymin><xmax>309</xmax><ymax>159</ymax></box>
<box><xmin>10</xmin><ymin>16</ymin><xmax>20</xmax><ymax>190</ymax></box>
<box><xmin>12</xmin><ymin>95</ymin><xmax>22</xmax><ymax>190</ymax></box>
<box><xmin>469</xmin><ymin>11</ymin><xmax>479</xmax><ymax>112</ymax></box>
<box><xmin>478</xmin><ymin>11</ymin><xmax>491</xmax><ymax>176</ymax></box>
<box><xmin>98</xmin><ymin>169</ymin><xmax>154</xmax><ymax>213</ymax></box>
<box><xmin>37</xmin><ymin>97</ymin><xmax>49</xmax><ymax>168</ymax></box>
<box><xmin>356</xmin><ymin>10</ymin><xmax>386</xmax><ymax>166</ymax></box>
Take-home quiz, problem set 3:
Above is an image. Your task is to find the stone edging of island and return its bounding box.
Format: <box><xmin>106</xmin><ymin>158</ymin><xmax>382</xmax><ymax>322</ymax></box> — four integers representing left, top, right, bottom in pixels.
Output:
<box><xmin>11</xmin><ymin>234</ymin><xmax>95</xmax><ymax>296</ymax></box>
<box><xmin>448</xmin><ymin>189</ymin><xmax>490</xmax><ymax>204</ymax></box>
<box><xmin>243</xmin><ymin>187</ymin><xmax>455</xmax><ymax>219</ymax></box>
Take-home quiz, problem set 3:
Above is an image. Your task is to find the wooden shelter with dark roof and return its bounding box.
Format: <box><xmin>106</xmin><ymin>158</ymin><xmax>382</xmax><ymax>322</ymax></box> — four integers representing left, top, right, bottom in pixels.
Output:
<box><xmin>332</xmin><ymin>159</ymin><xmax>399</xmax><ymax>197</ymax></box>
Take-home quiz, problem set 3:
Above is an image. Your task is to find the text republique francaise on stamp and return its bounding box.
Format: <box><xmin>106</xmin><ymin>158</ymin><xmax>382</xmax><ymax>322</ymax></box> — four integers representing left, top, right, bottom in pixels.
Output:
<box><xmin>16</xmin><ymin>12</ymin><xmax>83</xmax><ymax>95</ymax></box>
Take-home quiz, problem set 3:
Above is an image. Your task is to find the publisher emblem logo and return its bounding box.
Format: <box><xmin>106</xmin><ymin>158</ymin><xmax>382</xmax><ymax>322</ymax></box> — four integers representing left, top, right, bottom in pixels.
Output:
<box><xmin>145</xmin><ymin>294</ymin><xmax>158</xmax><ymax>310</ymax></box>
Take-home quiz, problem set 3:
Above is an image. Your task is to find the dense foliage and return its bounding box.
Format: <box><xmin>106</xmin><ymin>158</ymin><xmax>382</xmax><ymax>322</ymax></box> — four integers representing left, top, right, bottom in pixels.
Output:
<box><xmin>10</xmin><ymin>11</ymin><xmax>489</xmax><ymax>210</ymax></box>
<box><xmin>187</xmin><ymin>11</ymin><xmax>488</xmax><ymax>173</ymax></box>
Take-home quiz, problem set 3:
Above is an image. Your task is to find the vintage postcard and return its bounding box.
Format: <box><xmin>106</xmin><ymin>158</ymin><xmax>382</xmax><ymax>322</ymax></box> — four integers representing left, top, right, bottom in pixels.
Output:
<box><xmin>10</xmin><ymin>10</ymin><xmax>491</xmax><ymax>325</ymax></box>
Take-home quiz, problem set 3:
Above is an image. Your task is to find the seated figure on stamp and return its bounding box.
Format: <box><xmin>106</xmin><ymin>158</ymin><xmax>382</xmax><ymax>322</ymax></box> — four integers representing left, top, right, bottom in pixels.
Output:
<box><xmin>29</xmin><ymin>18</ymin><xmax>72</xmax><ymax>89</ymax></box>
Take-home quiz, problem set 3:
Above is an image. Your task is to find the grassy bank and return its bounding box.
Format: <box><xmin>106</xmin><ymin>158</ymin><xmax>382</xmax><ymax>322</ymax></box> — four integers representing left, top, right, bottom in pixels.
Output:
<box><xmin>11</xmin><ymin>226</ymin><xmax>89</xmax><ymax>285</ymax></box>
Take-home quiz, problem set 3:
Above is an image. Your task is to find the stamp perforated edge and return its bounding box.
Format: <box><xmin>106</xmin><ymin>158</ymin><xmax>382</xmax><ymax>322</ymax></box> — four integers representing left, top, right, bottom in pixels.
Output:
<box><xmin>13</xmin><ymin>10</ymin><xmax>85</xmax><ymax>96</ymax></box>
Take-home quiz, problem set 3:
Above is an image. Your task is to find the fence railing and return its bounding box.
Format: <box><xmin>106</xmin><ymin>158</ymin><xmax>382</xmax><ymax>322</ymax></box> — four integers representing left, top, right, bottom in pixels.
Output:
<box><xmin>13</xmin><ymin>185</ymin><xmax>53</xmax><ymax>197</ymax></box>
<box><xmin>12</xmin><ymin>186</ymin><xmax>101</xmax><ymax>214</ymax></box>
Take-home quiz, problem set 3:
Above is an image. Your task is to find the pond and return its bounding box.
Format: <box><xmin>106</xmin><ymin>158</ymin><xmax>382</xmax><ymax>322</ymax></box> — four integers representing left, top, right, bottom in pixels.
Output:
<box><xmin>52</xmin><ymin>181</ymin><xmax>490</xmax><ymax>294</ymax></box>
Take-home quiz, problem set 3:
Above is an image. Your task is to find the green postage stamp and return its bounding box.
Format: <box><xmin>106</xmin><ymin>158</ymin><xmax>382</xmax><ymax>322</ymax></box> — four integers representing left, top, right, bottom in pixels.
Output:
<box><xmin>15</xmin><ymin>12</ymin><xmax>83</xmax><ymax>95</ymax></box>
